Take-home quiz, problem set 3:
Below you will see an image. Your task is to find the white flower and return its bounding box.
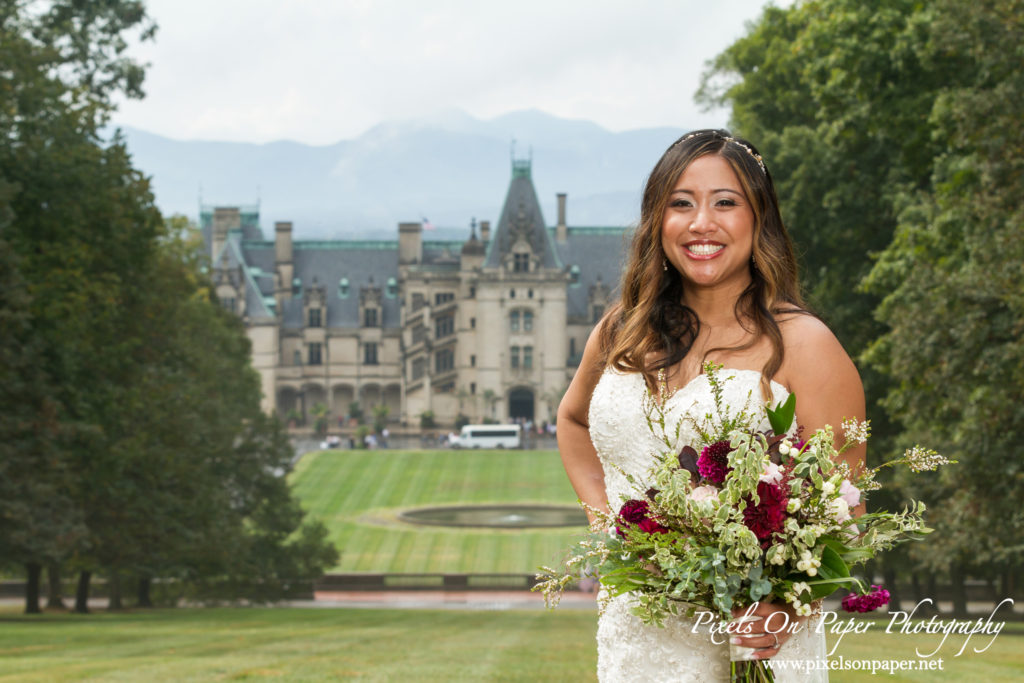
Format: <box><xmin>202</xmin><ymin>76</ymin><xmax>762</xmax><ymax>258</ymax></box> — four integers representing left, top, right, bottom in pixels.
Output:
<box><xmin>759</xmin><ymin>462</ymin><xmax>784</xmax><ymax>485</ymax></box>
<box><xmin>821</xmin><ymin>481</ymin><xmax>836</xmax><ymax>496</ymax></box>
<box><xmin>792</xmin><ymin>581</ymin><xmax>811</xmax><ymax>596</ymax></box>
<box><xmin>841</xmin><ymin>418</ymin><xmax>871</xmax><ymax>444</ymax></box>
<box><xmin>778</xmin><ymin>440</ymin><xmax>792</xmax><ymax>456</ymax></box>
<box><xmin>831</xmin><ymin>497</ymin><xmax>851</xmax><ymax>522</ymax></box>
<box><xmin>796</xmin><ymin>560</ymin><xmax>809</xmax><ymax>571</ymax></box>
<box><xmin>795</xmin><ymin>603</ymin><xmax>812</xmax><ymax>616</ymax></box>
<box><xmin>787</xmin><ymin>498</ymin><xmax>801</xmax><ymax>513</ymax></box>
<box><xmin>806</xmin><ymin>566</ymin><xmax>818</xmax><ymax>577</ymax></box>
<box><xmin>904</xmin><ymin>446</ymin><xmax>951</xmax><ymax>473</ymax></box>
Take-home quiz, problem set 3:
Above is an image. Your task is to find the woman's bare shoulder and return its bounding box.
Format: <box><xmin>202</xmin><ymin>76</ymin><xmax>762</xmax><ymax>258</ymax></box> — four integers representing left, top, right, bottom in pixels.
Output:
<box><xmin>776</xmin><ymin>311</ymin><xmax>859</xmax><ymax>382</ymax></box>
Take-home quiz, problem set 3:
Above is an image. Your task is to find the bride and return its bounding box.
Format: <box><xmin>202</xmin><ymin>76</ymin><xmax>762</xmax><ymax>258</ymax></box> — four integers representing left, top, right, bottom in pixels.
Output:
<box><xmin>557</xmin><ymin>129</ymin><xmax>866</xmax><ymax>682</ymax></box>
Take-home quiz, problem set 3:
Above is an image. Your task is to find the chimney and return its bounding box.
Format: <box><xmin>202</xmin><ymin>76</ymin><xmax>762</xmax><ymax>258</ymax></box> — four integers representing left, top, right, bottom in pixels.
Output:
<box><xmin>275</xmin><ymin>221</ymin><xmax>294</xmax><ymax>307</ymax></box>
<box><xmin>211</xmin><ymin>206</ymin><xmax>241</xmax><ymax>259</ymax></box>
<box><xmin>556</xmin><ymin>193</ymin><xmax>568</xmax><ymax>243</ymax></box>
<box><xmin>275</xmin><ymin>221</ymin><xmax>293</xmax><ymax>265</ymax></box>
<box><xmin>398</xmin><ymin>222</ymin><xmax>423</xmax><ymax>264</ymax></box>
<box><xmin>480</xmin><ymin>220</ymin><xmax>491</xmax><ymax>243</ymax></box>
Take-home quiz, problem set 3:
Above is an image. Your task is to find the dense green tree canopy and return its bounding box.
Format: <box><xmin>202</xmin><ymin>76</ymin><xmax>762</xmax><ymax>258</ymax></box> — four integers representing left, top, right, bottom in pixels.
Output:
<box><xmin>1</xmin><ymin>1</ymin><xmax>336</xmax><ymax>612</ymax></box>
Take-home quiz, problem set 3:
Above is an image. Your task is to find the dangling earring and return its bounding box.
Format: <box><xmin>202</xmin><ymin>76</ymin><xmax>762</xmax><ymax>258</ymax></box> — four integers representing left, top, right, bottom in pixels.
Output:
<box><xmin>663</xmin><ymin>258</ymin><xmax>668</xmax><ymax>272</ymax></box>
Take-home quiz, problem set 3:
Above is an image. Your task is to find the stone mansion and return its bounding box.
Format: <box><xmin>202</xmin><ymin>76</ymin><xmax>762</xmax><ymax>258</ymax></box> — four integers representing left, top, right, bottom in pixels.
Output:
<box><xmin>207</xmin><ymin>159</ymin><xmax>629</xmax><ymax>427</ymax></box>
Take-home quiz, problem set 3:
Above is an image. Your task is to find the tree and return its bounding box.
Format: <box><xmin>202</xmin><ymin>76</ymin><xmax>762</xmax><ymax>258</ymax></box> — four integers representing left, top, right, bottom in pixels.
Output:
<box><xmin>0</xmin><ymin>2</ymin><xmax>337</xmax><ymax>610</ymax></box>
<box><xmin>311</xmin><ymin>402</ymin><xmax>329</xmax><ymax>437</ymax></box>
<box><xmin>0</xmin><ymin>233</ymin><xmax>85</xmax><ymax>613</ymax></box>
<box><xmin>0</xmin><ymin>0</ymin><xmax>159</xmax><ymax>613</ymax></box>
<box><xmin>372</xmin><ymin>404</ymin><xmax>389</xmax><ymax>433</ymax></box>
<box><xmin>861</xmin><ymin>0</ymin><xmax>1024</xmax><ymax>609</ymax></box>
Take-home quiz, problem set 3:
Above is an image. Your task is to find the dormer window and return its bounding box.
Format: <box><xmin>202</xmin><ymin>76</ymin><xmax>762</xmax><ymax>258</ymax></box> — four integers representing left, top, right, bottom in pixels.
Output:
<box><xmin>513</xmin><ymin>253</ymin><xmax>530</xmax><ymax>273</ymax></box>
<box><xmin>308</xmin><ymin>308</ymin><xmax>322</xmax><ymax>328</ymax></box>
<box><xmin>364</xmin><ymin>308</ymin><xmax>379</xmax><ymax>327</ymax></box>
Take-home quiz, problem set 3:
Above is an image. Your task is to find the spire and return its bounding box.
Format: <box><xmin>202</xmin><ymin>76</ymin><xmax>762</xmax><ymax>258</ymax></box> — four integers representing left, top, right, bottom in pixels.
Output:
<box><xmin>483</xmin><ymin>156</ymin><xmax>560</xmax><ymax>270</ymax></box>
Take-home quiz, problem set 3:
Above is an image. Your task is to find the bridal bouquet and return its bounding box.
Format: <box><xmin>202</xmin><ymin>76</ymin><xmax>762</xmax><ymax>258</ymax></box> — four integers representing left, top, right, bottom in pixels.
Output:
<box><xmin>535</xmin><ymin>363</ymin><xmax>952</xmax><ymax>679</ymax></box>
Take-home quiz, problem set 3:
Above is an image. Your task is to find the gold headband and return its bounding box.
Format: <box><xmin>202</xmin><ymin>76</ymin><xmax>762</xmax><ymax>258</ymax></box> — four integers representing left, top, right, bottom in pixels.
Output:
<box><xmin>679</xmin><ymin>132</ymin><xmax>767</xmax><ymax>176</ymax></box>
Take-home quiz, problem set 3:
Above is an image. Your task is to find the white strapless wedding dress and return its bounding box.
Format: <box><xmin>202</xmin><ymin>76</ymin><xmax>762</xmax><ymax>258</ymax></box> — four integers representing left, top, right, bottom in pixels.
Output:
<box><xmin>588</xmin><ymin>368</ymin><xmax>828</xmax><ymax>682</ymax></box>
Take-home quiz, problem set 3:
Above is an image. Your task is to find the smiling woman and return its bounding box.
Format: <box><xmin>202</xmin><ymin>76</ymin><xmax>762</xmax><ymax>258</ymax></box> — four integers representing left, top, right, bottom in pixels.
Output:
<box><xmin>556</xmin><ymin>129</ymin><xmax>866</xmax><ymax>681</ymax></box>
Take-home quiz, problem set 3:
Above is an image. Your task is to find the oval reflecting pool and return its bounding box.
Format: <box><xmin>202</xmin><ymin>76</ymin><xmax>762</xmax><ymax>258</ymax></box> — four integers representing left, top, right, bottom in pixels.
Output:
<box><xmin>399</xmin><ymin>504</ymin><xmax>587</xmax><ymax>528</ymax></box>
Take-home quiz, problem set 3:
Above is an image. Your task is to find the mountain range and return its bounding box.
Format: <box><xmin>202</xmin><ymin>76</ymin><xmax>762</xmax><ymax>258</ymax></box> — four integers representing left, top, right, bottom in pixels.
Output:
<box><xmin>115</xmin><ymin>109</ymin><xmax>690</xmax><ymax>240</ymax></box>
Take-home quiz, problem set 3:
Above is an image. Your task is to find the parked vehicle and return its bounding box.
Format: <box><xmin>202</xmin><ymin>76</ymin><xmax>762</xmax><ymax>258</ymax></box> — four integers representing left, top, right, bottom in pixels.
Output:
<box><xmin>450</xmin><ymin>424</ymin><xmax>522</xmax><ymax>449</ymax></box>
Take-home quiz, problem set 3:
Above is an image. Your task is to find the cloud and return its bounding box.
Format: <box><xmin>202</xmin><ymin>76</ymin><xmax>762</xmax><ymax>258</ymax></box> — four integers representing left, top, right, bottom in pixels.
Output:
<box><xmin>116</xmin><ymin>0</ymin><xmax>780</xmax><ymax>144</ymax></box>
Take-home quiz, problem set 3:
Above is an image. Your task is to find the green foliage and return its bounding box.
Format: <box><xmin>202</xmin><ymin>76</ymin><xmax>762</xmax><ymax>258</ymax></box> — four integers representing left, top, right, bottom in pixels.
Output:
<box><xmin>0</xmin><ymin>3</ymin><xmax>336</xmax><ymax>608</ymax></box>
<box><xmin>353</xmin><ymin>424</ymin><xmax>372</xmax><ymax>448</ymax></box>
<box><xmin>765</xmin><ymin>394</ymin><xmax>795</xmax><ymax>436</ymax></box>
<box><xmin>372</xmin><ymin>404</ymin><xmax>389</xmax><ymax>433</ymax></box>
<box><xmin>419</xmin><ymin>410</ymin><xmax>437</xmax><ymax>430</ymax></box>
<box><xmin>311</xmin><ymin>402</ymin><xmax>328</xmax><ymax>437</ymax></box>
<box><xmin>861</xmin><ymin>0</ymin><xmax>1024</xmax><ymax>572</ymax></box>
<box><xmin>347</xmin><ymin>401</ymin><xmax>363</xmax><ymax>424</ymax></box>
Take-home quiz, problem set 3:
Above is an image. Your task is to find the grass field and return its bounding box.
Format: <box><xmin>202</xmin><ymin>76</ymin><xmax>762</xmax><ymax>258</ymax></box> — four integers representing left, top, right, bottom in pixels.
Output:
<box><xmin>289</xmin><ymin>449</ymin><xmax>584</xmax><ymax>573</ymax></box>
<box><xmin>2</xmin><ymin>606</ymin><xmax>1022</xmax><ymax>682</ymax></box>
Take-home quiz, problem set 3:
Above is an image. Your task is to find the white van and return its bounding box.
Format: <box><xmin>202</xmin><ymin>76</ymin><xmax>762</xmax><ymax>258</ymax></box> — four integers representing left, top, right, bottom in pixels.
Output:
<box><xmin>450</xmin><ymin>424</ymin><xmax>522</xmax><ymax>449</ymax></box>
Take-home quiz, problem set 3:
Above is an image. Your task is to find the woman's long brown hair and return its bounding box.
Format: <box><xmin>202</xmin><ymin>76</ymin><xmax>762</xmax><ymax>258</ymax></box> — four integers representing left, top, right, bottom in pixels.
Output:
<box><xmin>599</xmin><ymin>129</ymin><xmax>808</xmax><ymax>398</ymax></box>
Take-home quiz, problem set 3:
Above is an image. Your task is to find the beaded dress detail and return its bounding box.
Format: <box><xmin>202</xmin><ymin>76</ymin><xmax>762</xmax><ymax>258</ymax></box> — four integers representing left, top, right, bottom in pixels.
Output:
<box><xmin>588</xmin><ymin>368</ymin><xmax>828</xmax><ymax>682</ymax></box>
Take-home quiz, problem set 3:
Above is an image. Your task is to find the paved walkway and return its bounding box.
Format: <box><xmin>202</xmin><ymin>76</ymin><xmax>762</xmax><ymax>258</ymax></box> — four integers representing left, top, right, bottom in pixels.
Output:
<box><xmin>307</xmin><ymin>589</ymin><xmax>598</xmax><ymax>610</ymax></box>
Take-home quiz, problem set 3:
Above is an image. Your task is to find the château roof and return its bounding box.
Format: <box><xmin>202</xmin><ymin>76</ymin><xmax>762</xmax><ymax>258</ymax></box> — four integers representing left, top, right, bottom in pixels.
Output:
<box><xmin>240</xmin><ymin>240</ymin><xmax>401</xmax><ymax>329</ymax></box>
<box><xmin>483</xmin><ymin>159</ymin><xmax>562</xmax><ymax>270</ymax></box>
<box><xmin>554</xmin><ymin>227</ymin><xmax>632</xmax><ymax>322</ymax></box>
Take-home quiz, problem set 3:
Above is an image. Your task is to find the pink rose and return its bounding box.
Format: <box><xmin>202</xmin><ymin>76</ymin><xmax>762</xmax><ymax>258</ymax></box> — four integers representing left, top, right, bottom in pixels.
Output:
<box><xmin>688</xmin><ymin>485</ymin><xmax>719</xmax><ymax>503</ymax></box>
<box><xmin>759</xmin><ymin>462</ymin><xmax>784</xmax><ymax>485</ymax></box>
<box><xmin>839</xmin><ymin>479</ymin><xmax>861</xmax><ymax>507</ymax></box>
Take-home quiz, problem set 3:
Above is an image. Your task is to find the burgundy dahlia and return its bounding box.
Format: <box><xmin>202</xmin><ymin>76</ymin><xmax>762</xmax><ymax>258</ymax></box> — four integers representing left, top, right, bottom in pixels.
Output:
<box><xmin>742</xmin><ymin>481</ymin><xmax>787</xmax><ymax>546</ymax></box>
<box><xmin>616</xmin><ymin>499</ymin><xmax>651</xmax><ymax>537</ymax></box>
<box><xmin>616</xmin><ymin>499</ymin><xmax>670</xmax><ymax>536</ymax></box>
<box><xmin>697</xmin><ymin>440</ymin><xmax>733</xmax><ymax>484</ymax></box>
<box><xmin>638</xmin><ymin>518</ymin><xmax>670</xmax><ymax>534</ymax></box>
<box><xmin>841</xmin><ymin>586</ymin><xmax>891</xmax><ymax>613</ymax></box>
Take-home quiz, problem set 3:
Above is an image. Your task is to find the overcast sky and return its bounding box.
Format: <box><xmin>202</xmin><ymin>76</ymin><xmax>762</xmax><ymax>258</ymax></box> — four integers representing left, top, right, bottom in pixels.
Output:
<box><xmin>115</xmin><ymin>0</ymin><xmax>787</xmax><ymax>146</ymax></box>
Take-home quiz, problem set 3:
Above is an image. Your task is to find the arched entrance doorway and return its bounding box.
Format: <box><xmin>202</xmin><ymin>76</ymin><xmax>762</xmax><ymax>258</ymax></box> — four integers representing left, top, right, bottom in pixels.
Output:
<box><xmin>508</xmin><ymin>387</ymin><xmax>535</xmax><ymax>422</ymax></box>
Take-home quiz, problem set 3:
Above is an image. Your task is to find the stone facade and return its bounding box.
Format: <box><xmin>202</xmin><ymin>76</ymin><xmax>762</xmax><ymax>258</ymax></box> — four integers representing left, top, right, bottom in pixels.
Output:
<box><xmin>206</xmin><ymin>160</ymin><xmax>628</xmax><ymax>427</ymax></box>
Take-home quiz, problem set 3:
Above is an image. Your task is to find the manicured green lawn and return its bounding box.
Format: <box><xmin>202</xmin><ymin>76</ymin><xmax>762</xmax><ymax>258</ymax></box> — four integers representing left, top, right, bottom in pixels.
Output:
<box><xmin>1</xmin><ymin>607</ymin><xmax>1022</xmax><ymax>682</ymax></box>
<box><xmin>289</xmin><ymin>449</ymin><xmax>585</xmax><ymax>573</ymax></box>
<box><xmin>0</xmin><ymin>606</ymin><xmax>599</xmax><ymax>682</ymax></box>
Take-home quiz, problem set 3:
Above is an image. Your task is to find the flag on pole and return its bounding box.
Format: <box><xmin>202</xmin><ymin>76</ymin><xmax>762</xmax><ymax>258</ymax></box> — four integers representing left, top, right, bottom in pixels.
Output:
<box><xmin>421</xmin><ymin>216</ymin><xmax>435</xmax><ymax>231</ymax></box>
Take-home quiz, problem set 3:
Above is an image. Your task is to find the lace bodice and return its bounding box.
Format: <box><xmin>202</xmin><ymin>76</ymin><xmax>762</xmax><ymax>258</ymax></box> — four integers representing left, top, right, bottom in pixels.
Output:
<box><xmin>588</xmin><ymin>367</ymin><xmax>828</xmax><ymax>682</ymax></box>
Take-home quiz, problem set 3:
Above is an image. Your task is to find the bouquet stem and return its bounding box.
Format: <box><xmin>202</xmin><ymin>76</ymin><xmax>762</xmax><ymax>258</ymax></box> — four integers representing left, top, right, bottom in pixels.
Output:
<box><xmin>731</xmin><ymin>660</ymin><xmax>774</xmax><ymax>682</ymax></box>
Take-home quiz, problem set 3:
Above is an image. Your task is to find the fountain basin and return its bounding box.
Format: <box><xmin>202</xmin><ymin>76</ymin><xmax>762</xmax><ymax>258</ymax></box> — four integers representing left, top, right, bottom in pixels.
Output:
<box><xmin>398</xmin><ymin>504</ymin><xmax>587</xmax><ymax>529</ymax></box>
